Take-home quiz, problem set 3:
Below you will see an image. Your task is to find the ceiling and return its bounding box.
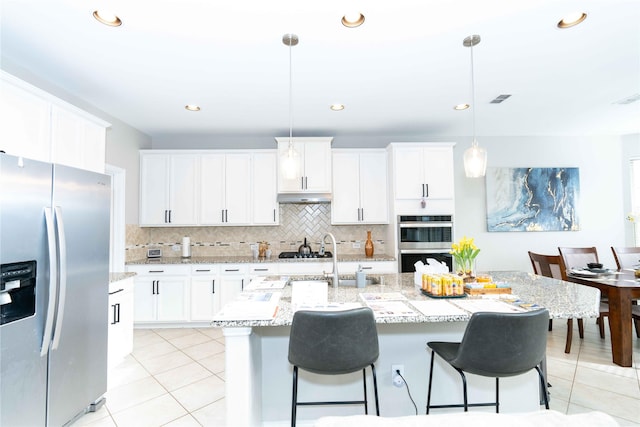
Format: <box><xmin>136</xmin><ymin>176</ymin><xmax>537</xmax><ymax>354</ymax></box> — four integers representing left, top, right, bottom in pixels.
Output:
<box><xmin>2</xmin><ymin>0</ymin><xmax>639</xmax><ymax>141</ymax></box>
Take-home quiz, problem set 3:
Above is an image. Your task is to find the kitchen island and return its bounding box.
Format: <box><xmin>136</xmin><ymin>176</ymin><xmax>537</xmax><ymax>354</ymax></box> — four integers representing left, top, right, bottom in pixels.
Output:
<box><xmin>211</xmin><ymin>271</ymin><xmax>600</xmax><ymax>426</ymax></box>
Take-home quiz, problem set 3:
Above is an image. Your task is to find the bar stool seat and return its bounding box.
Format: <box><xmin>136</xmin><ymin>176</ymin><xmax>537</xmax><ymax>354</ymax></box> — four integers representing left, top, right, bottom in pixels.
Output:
<box><xmin>288</xmin><ymin>307</ymin><xmax>380</xmax><ymax>426</ymax></box>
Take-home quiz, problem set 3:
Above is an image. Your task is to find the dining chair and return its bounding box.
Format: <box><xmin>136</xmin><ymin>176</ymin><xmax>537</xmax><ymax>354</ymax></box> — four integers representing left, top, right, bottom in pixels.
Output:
<box><xmin>528</xmin><ymin>251</ymin><xmax>584</xmax><ymax>352</ymax></box>
<box><xmin>558</xmin><ymin>247</ymin><xmax>611</xmax><ymax>339</ymax></box>
<box><xmin>611</xmin><ymin>246</ymin><xmax>640</xmax><ymax>270</ymax></box>
<box><xmin>426</xmin><ymin>309</ymin><xmax>550</xmax><ymax>414</ymax></box>
<box><xmin>288</xmin><ymin>307</ymin><xmax>380</xmax><ymax>426</ymax></box>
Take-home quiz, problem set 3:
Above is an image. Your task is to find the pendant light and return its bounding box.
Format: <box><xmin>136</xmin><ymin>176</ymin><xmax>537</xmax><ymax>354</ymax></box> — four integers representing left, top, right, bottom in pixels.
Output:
<box><xmin>281</xmin><ymin>33</ymin><xmax>299</xmax><ymax>180</ymax></box>
<box><xmin>462</xmin><ymin>34</ymin><xmax>487</xmax><ymax>178</ymax></box>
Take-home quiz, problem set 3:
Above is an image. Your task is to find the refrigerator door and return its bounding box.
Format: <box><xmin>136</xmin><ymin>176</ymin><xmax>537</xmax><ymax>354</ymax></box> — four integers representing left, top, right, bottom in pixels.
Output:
<box><xmin>0</xmin><ymin>154</ymin><xmax>51</xmax><ymax>426</ymax></box>
<box><xmin>47</xmin><ymin>164</ymin><xmax>110</xmax><ymax>426</ymax></box>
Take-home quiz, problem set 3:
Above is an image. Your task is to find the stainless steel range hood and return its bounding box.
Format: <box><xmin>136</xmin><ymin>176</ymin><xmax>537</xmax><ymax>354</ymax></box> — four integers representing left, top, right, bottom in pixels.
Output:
<box><xmin>277</xmin><ymin>192</ymin><xmax>332</xmax><ymax>204</ymax></box>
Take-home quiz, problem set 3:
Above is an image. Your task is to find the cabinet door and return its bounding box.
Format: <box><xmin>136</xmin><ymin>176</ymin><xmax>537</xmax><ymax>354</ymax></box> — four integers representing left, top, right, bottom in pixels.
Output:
<box><xmin>303</xmin><ymin>140</ymin><xmax>332</xmax><ymax>192</ymax></box>
<box><xmin>331</xmin><ymin>152</ymin><xmax>361</xmax><ymax>224</ymax></box>
<box><xmin>133</xmin><ymin>278</ymin><xmax>157</xmax><ymax>322</ymax></box>
<box><xmin>423</xmin><ymin>147</ymin><xmax>454</xmax><ymax>199</ymax></box>
<box><xmin>200</xmin><ymin>154</ymin><xmax>226</xmax><ymax>225</ymax></box>
<box><xmin>139</xmin><ymin>155</ymin><xmax>170</xmax><ymax>225</ymax></box>
<box><xmin>252</xmin><ymin>152</ymin><xmax>278</xmax><ymax>225</ymax></box>
<box><xmin>394</xmin><ymin>147</ymin><xmax>425</xmax><ymax>199</ymax></box>
<box><xmin>168</xmin><ymin>154</ymin><xmax>198</xmax><ymax>225</ymax></box>
<box><xmin>190</xmin><ymin>275</ymin><xmax>220</xmax><ymax>321</ymax></box>
<box><xmin>219</xmin><ymin>265</ymin><xmax>247</xmax><ymax>308</ymax></box>
<box><xmin>51</xmin><ymin>106</ymin><xmax>106</xmax><ymax>173</ymax></box>
<box><xmin>359</xmin><ymin>152</ymin><xmax>389</xmax><ymax>223</ymax></box>
<box><xmin>156</xmin><ymin>277</ymin><xmax>189</xmax><ymax>322</ymax></box>
<box><xmin>224</xmin><ymin>153</ymin><xmax>251</xmax><ymax>224</ymax></box>
<box><xmin>0</xmin><ymin>79</ymin><xmax>51</xmax><ymax>162</ymax></box>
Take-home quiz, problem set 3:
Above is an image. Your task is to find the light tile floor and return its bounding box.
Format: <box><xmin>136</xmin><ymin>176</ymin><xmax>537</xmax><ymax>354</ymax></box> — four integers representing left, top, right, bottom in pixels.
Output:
<box><xmin>74</xmin><ymin>319</ymin><xmax>640</xmax><ymax>427</ymax></box>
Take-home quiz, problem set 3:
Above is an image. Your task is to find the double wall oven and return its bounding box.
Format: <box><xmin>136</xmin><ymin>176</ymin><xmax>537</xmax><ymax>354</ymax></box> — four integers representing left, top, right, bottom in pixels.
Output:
<box><xmin>397</xmin><ymin>215</ymin><xmax>453</xmax><ymax>273</ymax></box>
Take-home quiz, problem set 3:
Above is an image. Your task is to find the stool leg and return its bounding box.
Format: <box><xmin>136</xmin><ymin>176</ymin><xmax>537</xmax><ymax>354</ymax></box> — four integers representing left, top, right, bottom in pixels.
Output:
<box><xmin>565</xmin><ymin>318</ymin><xmax>573</xmax><ymax>353</ymax></box>
<box><xmin>495</xmin><ymin>378</ymin><xmax>499</xmax><ymax>413</ymax></box>
<box><xmin>535</xmin><ymin>366</ymin><xmax>550</xmax><ymax>409</ymax></box>
<box><xmin>426</xmin><ymin>350</ymin><xmax>436</xmax><ymax>414</ymax></box>
<box><xmin>291</xmin><ymin>366</ymin><xmax>298</xmax><ymax>427</ymax></box>
<box><xmin>362</xmin><ymin>368</ymin><xmax>368</xmax><ymax>414</ymax></box>
<box><xmin>371</xmin><ymin>364</ymin><xmax>380</xmax><ymax>416</ymax></box>
<box><xmin>456</xmin><ymin>369</ymin><xmax>469</xmax><ymax>412</ymax></box>
<box><xmin>578</xmin><ymin>318</ymin><xmax>584</xmax><ymax>339</ymax></box>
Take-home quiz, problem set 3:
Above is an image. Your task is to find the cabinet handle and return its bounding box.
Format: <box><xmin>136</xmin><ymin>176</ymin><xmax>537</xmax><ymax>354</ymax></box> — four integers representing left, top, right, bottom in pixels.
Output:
<box><xmin>361</xmin><ymin>208</ymin><xmax>364</xmax><ymax>222</ymax></box>
<box><xmin>115</xmin><ymin>303</ymin><xmax>121</xmax><ymax>324</ymax></box>
<box><xmin>225</xmin><ymin>269</ymin><xmax>240</xmax><ymax>272</ymax></box>
<box><xmin>254</xmin><ymin>268</ymin><xmax>268</xmax><ymax>272</ymax></box>
<box><xmin>221</xmin><ymin>210</ymin><xmax>224</xmax><ymax>223</ymax></box>
<box><xmin>300</xmin><ymin>177</ymin><xmax>304</xmax><ymax>190</ymax></box>
<box><xmin>149</xmin><ymin>270</ymin><xmax>165</xmax><ymax>273</ymax></box>
<box><xmin>273</xmin><ymin>209</ymin><xmax>276</xmax><ymax>223</ymax></box>
<box><xmin>110</xmin><ymin>304</ymin><xmax>117</xmax><ymax>325</ymax></box>
<box><xmin>164</xmin><ymin>210</ymin><xmax>168</xmax><ymax>223</ymax></box>
<box><xmin>241</xmin><ymin>279</ymin><xmax>244</xmax><ymax>291</ymax></box>
<box><xmin>421</xmin><ymin>184</ymin><xmax>425</xmax><ymax>198</ymax></box>
<box><xmin>304</xmin><ymin>176</ymin><xmax>308</xmax><ymax>189</ymax></box>
<box><xmin>225</xmin><ymin>209</ymin><xmax>228</xmax><ymax>223</ymax></box>
<box><xmin>151</xmin><ymin>280</ymin><xmax>156</xmax><ymax>295</ymax></box>
<box><xmin>156</xmin><ymin>281</ymin><xmax>160</xmax><ymax>295</ymax></box>
<box><xmin>109</xmin><ymin>288</ymin><xmax>124</xmax><ymax>295</ymax></box>
<box><xmin>425</xmin><ymin>183</ymin><xmax>429</xmax><ymax>197</ymax></box>
<box><xmin>361</xmin><ymin>266</ymin><xmax>373</xmax><ymax>270</ymax></box>
<box><xmin>195</xmin><ymin>269</ymin><xmax>211</xmax><ymax>272</ymax></box>
<box><xmin>212</xmin><ymin>280</ymin><xmax>215</xmax><ymax>294</ymax></box>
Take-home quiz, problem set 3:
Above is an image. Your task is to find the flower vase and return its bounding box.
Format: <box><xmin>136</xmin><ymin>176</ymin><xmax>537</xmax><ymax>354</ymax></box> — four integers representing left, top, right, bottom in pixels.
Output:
<box><xmin>365</xmin><ymin>231</ymin><xmax>374</xmax><ymax>257</ymax></box>
<box><xmin>458</xmin><ymin>260</ymin><xmax>476</xmax><ymax>283</ymax></box>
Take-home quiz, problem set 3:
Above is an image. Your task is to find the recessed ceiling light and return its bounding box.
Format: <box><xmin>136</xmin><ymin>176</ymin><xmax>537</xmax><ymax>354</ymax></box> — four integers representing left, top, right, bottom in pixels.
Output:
<box><xmin>185</xmin><ymin>105</ymin><xmax>201</xmax><ymax>111</ymax></box>
<box><xmin>330</xmin><ymin>104</ymin><xmax>345</xmax><ymax>111</ymax></box>
<box><xmin>557</xmin><ymin>12</ymin><xmax>587</xmax><ymax>28</ymax></box>
<box><xmin>454</xmin><ymin>103</ymin><xmax>470</xmax><ymax>110</ymax></box>
<box><xmin>341</xmin><ymin>12</ymin><xmax>365</xmax><ymax>28</ymax></box>
<box><xmin>92</xmin><ymin>10</ymin><xmax>122</xmax><ymax>27</ymax></box>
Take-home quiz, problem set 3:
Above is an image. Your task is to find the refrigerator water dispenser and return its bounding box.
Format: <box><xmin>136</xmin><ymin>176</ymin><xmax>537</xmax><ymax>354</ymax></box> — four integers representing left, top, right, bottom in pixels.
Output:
<box><xmin>0</xmin><ymin>260</ymin><xmax>36</xmax><ymax>325</ymax></box>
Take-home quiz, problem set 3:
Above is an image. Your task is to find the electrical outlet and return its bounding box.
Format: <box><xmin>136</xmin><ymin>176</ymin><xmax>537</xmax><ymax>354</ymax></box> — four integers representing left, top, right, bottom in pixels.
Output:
<box><xmin>392</xmin><ymin>364</ymin><xmax>405</xmax><ymax>387</ymax></box>
<box><xmin>171</xmin><ymin>244</ymin><xmax>181</xmax><ymax>252</ymax></box>
<box><xmin>353</xmin><ymin>242</ymin><xmax>361</xmax><ymax>249</ymax></box>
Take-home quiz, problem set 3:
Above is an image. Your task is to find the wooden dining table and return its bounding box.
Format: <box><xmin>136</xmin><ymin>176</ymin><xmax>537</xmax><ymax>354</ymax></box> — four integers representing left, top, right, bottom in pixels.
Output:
<box><xmin>566</xmin><ymin>269</ymin><xmax>640</xmax><ymax>367</ymax></box>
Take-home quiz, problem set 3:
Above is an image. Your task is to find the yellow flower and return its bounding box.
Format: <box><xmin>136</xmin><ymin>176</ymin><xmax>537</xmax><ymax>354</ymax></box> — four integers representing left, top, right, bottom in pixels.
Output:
<box><xmin>450</xmin><ymin>236</ymin><xmax>480</xmax><ymax>275</ymax></box>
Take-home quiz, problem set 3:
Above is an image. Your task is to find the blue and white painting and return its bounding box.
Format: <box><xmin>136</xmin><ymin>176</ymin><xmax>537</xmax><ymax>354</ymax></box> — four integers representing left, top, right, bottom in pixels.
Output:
<box><xmin>486</xmin><ymin>167</ymin><xmax>580</xmax><ymax>232</ymax></box>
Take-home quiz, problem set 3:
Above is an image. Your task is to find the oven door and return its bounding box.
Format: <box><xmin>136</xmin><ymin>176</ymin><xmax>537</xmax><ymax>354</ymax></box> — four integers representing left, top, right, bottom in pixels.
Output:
<box><xmin>399</xmin><ymin>250</ymin><xmax>453</xmax><ymax>273</ymax></box>
<box><xmin>398</xmin><ymin>216</ymin><xmax>453</xmax><ymax>249</ymax></box>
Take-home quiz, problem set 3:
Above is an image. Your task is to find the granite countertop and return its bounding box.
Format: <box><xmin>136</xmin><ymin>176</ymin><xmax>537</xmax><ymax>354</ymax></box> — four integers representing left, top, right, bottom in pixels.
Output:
<box><xmin>126</xmin><ymin>254</ymin><xmax>396</xmax><ymax>265</ymax></box>
<box><xmin>210</xmin><ymin>271</ymin><xmax>601</xmax><ymax>328</ymax></box>
<box><xmin>109</xmin><ymin>272</ymin><xmax>136</xmax><ymax>283</ymax></box>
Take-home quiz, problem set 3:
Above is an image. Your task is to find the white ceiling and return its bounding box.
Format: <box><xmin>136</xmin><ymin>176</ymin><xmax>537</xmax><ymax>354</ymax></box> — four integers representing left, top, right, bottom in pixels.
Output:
<box><xmin>2</xmin><ymin>0</ymin><xmax>639</xmax><ymax>141</ymax></box>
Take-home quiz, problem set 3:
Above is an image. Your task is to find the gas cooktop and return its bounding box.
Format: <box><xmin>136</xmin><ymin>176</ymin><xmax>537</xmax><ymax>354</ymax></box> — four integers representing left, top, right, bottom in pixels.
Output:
<box><xmin>278</xmin><ymin>251</ymin><xmax>333</xmax><ymax>259</ymax></box>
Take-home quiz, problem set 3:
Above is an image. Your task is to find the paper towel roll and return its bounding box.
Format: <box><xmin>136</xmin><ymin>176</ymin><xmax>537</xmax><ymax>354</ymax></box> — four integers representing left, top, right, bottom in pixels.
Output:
<box><xmin>182</xmin><ymin>236</ymin><xmax>191</xmax><ymax>258</ymax></box>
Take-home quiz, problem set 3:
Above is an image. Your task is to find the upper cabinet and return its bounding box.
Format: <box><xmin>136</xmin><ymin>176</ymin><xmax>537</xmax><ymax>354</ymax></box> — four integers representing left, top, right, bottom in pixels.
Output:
<box><xmin>0</xmin><ymin>71</ymin><xmax>109</xmax><ymax>173</ymax></box>
<box><xmin>139</xmin><ymin>152</ymin><xmax>199</xmax><ymax>226</ymax></box>
<box><xmin>139</xmin><ymin>149</ymin><xmax>278</xmax><ymax>227</ymax></box>
<box><xmin>331</xmin><ymin>149</ymin><xmax>389</xmax><ymax>224</ymax></box>
<box><xmin>200</xmin><ymin>153</ymin><xmax>251</xmax><ymax>225</ymax></box>
<box><xmin>276</xmin><ymin>137</ymin><xmax>332</xmax><ymax>193</ymax></box>
<box><xmin>389</xmin><ymin>143</ymin><xmax>455</xmax><ymax>213</ymax></box>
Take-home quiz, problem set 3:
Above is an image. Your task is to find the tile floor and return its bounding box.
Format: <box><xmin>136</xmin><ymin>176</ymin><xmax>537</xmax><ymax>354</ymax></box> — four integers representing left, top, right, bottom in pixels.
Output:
<box><xmin>73</xmin><ymin>319</ymin><xmax>640</xmax><ymax>427</ymax></box>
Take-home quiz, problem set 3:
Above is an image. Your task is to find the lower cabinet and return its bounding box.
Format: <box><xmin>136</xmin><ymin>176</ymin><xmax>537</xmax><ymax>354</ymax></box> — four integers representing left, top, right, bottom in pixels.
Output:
<box><xmin>219</xmin><ymin>264</ymin><xmax>248</xmax><ymax>309</ymax></box>
<box><xmin>128</xmin><ymin>265</ymin><xmax>190</xmax><ymax>324</ymax></box>
<box><xmin>108</xmin><ymin>277</ymin><xmax>134</xmax><ymax>368</ymax></box>
<box><xmin>190</xmin><ymin>265</ymin><xmax>221</xmax><ymax>322</ymax></box>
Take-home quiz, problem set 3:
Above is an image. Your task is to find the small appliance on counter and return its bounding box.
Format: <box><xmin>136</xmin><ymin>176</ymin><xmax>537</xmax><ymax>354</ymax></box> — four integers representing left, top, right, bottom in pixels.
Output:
<box><xmin>182</xmin><ymin>237</ymin><xmax>191</xmax><ymax>258</ymax></box>
<box><xmin>147</xmin><ymin>248</ymin><xmax>162</xmax><ymax>258</ymax></box>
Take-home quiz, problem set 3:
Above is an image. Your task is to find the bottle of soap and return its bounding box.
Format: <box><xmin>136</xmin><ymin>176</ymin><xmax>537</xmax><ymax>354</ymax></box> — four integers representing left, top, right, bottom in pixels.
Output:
<box><xmin>356</xmin><ymin>264</ymin><xmax>366</xmax><ymax>288</ymax></box>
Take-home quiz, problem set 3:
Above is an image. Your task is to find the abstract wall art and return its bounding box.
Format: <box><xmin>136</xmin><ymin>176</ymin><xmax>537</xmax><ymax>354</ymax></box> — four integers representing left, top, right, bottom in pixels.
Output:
<box><xmin>486</xmin><ymin>167</ymin><xmax>580</xmax><ymax>232</ymax></box>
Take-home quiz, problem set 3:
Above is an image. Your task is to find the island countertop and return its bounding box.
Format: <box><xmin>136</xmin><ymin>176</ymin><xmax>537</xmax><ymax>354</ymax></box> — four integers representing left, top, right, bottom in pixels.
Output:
<box><xmin>126</xmin><ymin>254</ymin><xmax>396</xmax><ymax>265</ymax></box>
<box><xmin>210</xmin><ymin>271</ymin><xmax>601</xmax><ymax>328</ymax></box>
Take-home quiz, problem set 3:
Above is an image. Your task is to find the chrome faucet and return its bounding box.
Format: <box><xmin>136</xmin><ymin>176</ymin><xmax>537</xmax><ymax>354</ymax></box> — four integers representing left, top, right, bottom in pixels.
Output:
<box><xmin>323</xmin><ymin>232</ymin><xmax>339</xmax><ymax>287</ymax></box>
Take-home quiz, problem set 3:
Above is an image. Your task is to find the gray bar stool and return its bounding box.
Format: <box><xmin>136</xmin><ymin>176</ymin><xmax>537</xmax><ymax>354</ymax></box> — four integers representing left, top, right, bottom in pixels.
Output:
<box><xmin>288</xmin><ymin>307</ymin><xmax>380</xmax><ymax>426</ymax></box>
<box><xmin>426</xmin><ymin>309</ymin><xmax>550</xmax><ymax>413</ymax></box>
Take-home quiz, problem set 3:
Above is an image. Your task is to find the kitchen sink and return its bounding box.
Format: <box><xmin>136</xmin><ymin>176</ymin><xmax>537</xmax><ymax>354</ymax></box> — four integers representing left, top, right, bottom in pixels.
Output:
<box><xmin>337</xmin><ymin>278</ymin><xmax>379</xmax><ymax>287</ymax></box>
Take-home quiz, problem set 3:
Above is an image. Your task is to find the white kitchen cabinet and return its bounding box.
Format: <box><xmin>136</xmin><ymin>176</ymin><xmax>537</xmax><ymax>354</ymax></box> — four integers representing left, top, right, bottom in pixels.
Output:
<box><xmin>108</xmin><ymin>277</ymin><xmax>134</xmax><ymax>368</ymax></box>
<box><xmin>392</xmin><ymin>143</ymin><xmax>454</xmax><ymax>200</ymax></box>
<box><xmin>0</xmin><ymin>71</ymin><xmax>109</xmax><ymax>172</ymax></box>
<box><xmin>219</xmin><ymin>264</ymin><xmax>248</xmax><ymax>309</ymax></box>
<box><xmin>276</xmin><ymin>137</ymin><xmax>332</xmax><ymax>193</ymax></box>
<box><xmin>50</xmin><ymin>105</ymin><xmax>106</xmax><ymax>173</ymax></box>
<box><xmin>332</xmin><ymin>149</ymin><xmax>389</xmax><ymax>224</ymax></box>
<box><xmin>128</xmin><ymin>265</ymin><xmax>190</xmax><ymax>324</ymax></box>
<box><xmin>190</xmin><ymin>265</ymin><xmax>221</xmax><ymax>322</ymax></box>
<box><xmin>252</xmin><ymin>151</ymin><xmax>279</xmax><ymax>225</ymax></box>
<box><xmin>338</xmin><ymin>261</ymin><xmax>397</xmax><ymax>275</ymax></box>
<box><xmin>200</xmin><ymin>153</ymin><xmax>251</xmax><ymax>225</ymax></box>
<box><xmin>139</xmin><ymin>152</ymin><xmax>198</xmax><ymax>226</ymax></box>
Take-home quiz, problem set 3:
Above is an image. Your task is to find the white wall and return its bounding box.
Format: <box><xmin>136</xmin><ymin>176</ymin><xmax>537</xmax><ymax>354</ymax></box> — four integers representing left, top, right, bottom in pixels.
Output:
<box><xmin>454</xmin><ymin>135</ymin><xmax>626</xmax><ymax>273</ymax></box>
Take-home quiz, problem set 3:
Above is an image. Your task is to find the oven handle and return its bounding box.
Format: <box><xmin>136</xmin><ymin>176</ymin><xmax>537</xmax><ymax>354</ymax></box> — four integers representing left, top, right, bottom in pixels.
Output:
<box><xmin>399</xmin><ymin>223</ymin><xmax>453</xmax><ymax>228</ymax></box>
<box><xmin>399</xmin><ymin>249</ymin><xmax>452</xmax><ymax>254</ymax></box>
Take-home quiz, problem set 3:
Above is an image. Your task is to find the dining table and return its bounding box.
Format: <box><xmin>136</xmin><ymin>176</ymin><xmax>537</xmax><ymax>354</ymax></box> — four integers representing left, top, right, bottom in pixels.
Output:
<box><xmin>565</xmin><ymin>268</ymin><xmax>640</xmax><ymax>367</ymax></box>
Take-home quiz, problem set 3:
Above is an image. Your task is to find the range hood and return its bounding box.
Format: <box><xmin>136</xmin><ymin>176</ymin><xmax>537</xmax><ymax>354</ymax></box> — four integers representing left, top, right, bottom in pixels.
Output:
<box><xmin>277</xmin><ymin>192</ymin><xmax>332</xmax><ymax>204</ymax></box>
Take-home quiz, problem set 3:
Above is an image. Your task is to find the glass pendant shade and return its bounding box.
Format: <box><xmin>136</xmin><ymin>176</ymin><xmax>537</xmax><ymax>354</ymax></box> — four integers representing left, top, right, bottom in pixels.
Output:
<box><xmin>281</xmin><ymin>142</ymin><xmax>299</xmax><ymax>180</ymax></box>
<box><xmin>463</xmin><ymin>139</ymin><xmax>487</xmax><ymax>178</ymax></box>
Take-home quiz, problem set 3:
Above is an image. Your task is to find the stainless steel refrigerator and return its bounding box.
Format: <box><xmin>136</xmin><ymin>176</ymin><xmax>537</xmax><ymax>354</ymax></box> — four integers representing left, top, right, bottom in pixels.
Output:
<box><xmin>0</xmin><ymin>153</ymin><xmax>111</xmax><ymax>426</ymax></box>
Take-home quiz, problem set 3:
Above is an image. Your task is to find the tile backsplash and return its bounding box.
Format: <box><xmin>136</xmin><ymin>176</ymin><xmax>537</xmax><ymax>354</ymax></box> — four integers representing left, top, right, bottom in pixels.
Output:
<box><xmin>126</xmin><ymin>204</ymin><xmax>389</xmax><ymax>261</ymax></box>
